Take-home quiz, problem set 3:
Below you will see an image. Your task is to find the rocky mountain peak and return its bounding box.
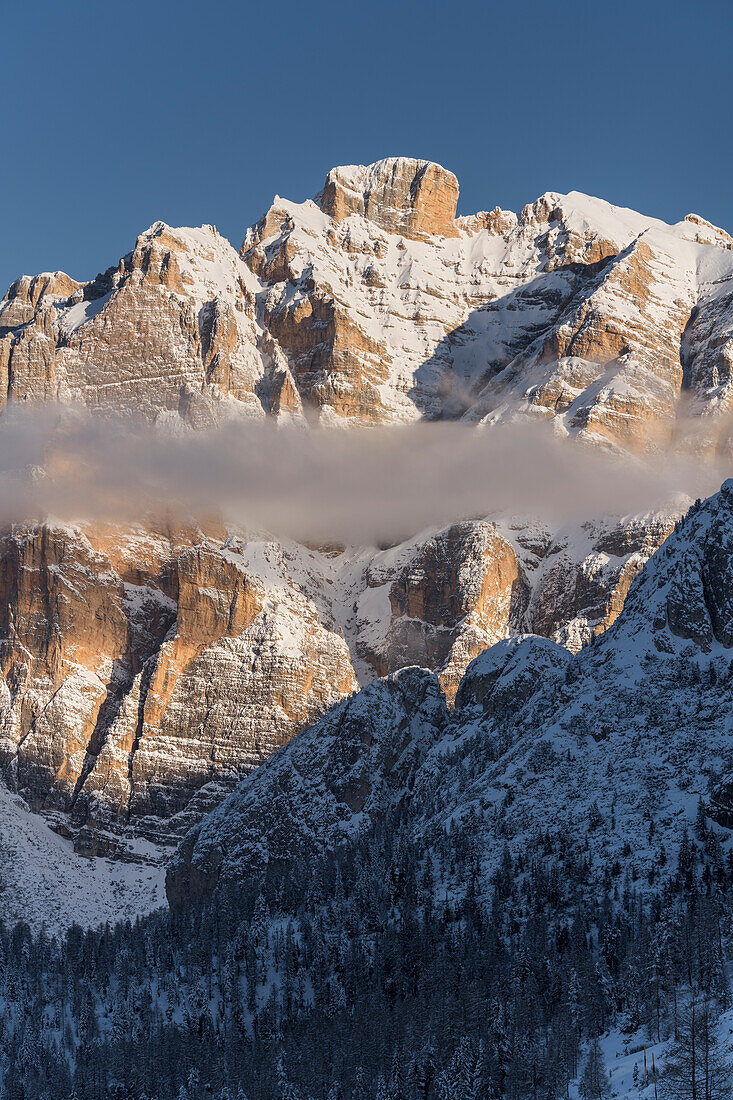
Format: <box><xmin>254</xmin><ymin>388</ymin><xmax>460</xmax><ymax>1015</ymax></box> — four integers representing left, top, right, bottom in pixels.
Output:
<box><xmin>682</xmin><ymin>212</ymin><xmax>733</xmax><ymax>249</ymax></box>
<box><xmin>316</xmin><ymin>156</ymin><xmax>460</xmax><ymax>240</ymax></box>
<box><xmin>3</xmin><ymin>157</ymin><xmax>733</xmax><ymax>438</ymax></box>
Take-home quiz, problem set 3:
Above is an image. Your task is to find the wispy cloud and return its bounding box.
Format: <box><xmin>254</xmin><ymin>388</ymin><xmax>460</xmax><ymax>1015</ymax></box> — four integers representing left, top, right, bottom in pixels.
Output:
<box><xmin>0</xmin><ymin>408</ymin><xmax>727</xmax><ymax>544</ymax></box>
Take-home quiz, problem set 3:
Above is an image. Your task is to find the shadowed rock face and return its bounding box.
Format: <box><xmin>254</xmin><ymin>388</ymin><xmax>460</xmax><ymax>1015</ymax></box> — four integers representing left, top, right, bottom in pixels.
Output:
<box><xmin>166</xmin><ymin>666</ymin><xmax>449</xmax><ymax>905</ymax></box>
<box><xmin>167</xmin><ymin>479</ymin><xmax>733</xmax><ymax>908</ymax></box>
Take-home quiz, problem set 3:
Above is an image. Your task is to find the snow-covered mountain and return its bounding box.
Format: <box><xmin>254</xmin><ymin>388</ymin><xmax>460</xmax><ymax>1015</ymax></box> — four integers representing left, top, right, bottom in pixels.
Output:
<box><xmin>0</xmin><ymin>509</ymin><xmax>675</xmax><ymax>863</ymax></box>
<box><xmin>2</xmin><ymin>156</ymin><xmax>733</xmax><ymax>926</ymax></box>
<box><xmin>4</xmin><ymin>157</ymin><xmax>733</xmax><ymax>1099</ymax></box>
<box><xmin>167</xmin><ymin>478</ymin><xmax>733</xmax><ymax>904</ymax></box>
<box><xmin>2</xmin><ymin>156</ymin><xmax>733</xmax><ymax>448</ymax></box>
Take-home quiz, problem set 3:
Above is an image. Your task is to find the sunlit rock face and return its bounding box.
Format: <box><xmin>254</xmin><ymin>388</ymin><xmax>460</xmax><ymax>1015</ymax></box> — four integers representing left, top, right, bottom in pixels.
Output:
<box><xmin>317</xmin><ymin>157</ymin><xmax>460</xmax><ymax>241</ymax></box>
<box><xmin>352</xmin><ymin>510</ymin><xmax>677</xmax><ymax>702</ymax></box>
<box><xmin>4</xmin><ymin>156</ymin><xmax>732</xmax><ymax>443</ymax></box>
<box><xmin>240</xmin><ymin>158</ymin><xmax>733</xmax><ymax>441</ymax></box>
<box><xmin>0</xmin><ymin>223</ymin><xmax>284</xmax><ymax>425</ymax></box>
<box><xmin>355</xmin><ymin>522</ymin><xmax>529</xmax><ymax>702</ymax></box>
<box><xmin>0</xmin><ymin>522</ymin><xmax>358</xmax><ymax>845</ymax></box>
<box><xmin>0</xmin><ymin>156</ymin><xmax>728</xmax><ymax>854</ymax></box>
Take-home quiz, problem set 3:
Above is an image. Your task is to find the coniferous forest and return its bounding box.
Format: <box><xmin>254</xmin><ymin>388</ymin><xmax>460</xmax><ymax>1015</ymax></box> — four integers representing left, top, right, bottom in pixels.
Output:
<box><xmin>1</xmin><ymin>803</ymin><xmax>731</xmax><ymax>1100</ymax></box>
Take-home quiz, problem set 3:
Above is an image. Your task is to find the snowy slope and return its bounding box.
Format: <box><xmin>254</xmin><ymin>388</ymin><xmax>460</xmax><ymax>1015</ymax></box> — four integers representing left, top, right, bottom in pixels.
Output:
<box><xmin>0</xmin><ymin>779</ymin><xmax>165</xmax><ymax>933</ymax></box>
<box><xmin>570</xmin><ymin>1012</ymin><xmax>733</xmax><ymax>1100</ymax></box>
<box><xmin>168</xmin><ymin>480</ymin><xmax>733</xmax><ymax>904</ymax></box>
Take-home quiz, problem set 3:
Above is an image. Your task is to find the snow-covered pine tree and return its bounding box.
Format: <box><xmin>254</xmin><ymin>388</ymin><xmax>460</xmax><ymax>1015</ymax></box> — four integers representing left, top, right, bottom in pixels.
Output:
<box><xmin>578</xmin><ymin>1037</ymin><xmax>611</xmax><ymax>1100</ymax></box>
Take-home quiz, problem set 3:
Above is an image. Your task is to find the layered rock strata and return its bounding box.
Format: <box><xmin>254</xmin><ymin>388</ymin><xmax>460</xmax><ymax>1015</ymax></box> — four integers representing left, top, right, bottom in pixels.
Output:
<box><xmin>167</xmin><ymin>480</ymin><xmax>733</xmax><ymax>906</ymax></box>
<box><xmin>2</xmin><ymin>156</ymin><xmax>732</xmax><ymax>446</ymax></box>
<box><xmin>0</xmin><ymin>506</ymin><xmax>674</xmax><ymax>849</ymax></box>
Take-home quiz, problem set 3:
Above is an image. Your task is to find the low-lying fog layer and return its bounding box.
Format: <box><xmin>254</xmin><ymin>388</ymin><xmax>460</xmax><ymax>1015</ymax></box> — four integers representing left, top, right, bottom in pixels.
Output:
<box><xmin>0</xmin><ymin>407</ymin><xmax>728</xmax><ymax>543</ymax></box>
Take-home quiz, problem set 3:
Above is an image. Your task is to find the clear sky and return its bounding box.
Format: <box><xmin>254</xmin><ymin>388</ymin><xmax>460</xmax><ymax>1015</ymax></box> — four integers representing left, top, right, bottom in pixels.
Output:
<box><xmin>2</xmin><ymin>0</ymin><xmax>732</xmax><ymax>292</ymax></box>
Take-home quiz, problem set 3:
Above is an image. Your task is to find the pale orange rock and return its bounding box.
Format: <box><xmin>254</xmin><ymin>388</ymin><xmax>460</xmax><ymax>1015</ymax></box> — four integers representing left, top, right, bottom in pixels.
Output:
<box><xmin>350</xmin><ymin>512</ymin><xmax>676</xmax><ymax>703</ymax></box>
<box><xmin>0</xmin><ymin>522</ymin><xmax>358</xmax><ymax>844</ymax></box>
<box><xmin>318</xmin><ymin>157</ymin><xmax>460</xmax><ymax>241</ymax></box>
<box><xmin>2</xmin><ymin>160</ymin><xmax>733</xmax><ymax>442</ymax></box>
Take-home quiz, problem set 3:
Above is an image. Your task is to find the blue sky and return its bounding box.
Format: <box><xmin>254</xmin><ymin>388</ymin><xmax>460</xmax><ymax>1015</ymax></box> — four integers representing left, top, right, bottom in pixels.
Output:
<box><xmin>2</xmin><ymin>0</ymin><xmax>731</xmax><ymax>291</ymax></box>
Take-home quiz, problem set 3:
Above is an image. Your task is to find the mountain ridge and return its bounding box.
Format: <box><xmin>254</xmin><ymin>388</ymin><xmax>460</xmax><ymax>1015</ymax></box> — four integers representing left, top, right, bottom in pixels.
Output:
<box><xmin>167</xmin><ymin>476</ymin><xmax>733</xmax><ymax>906</ymax></box>
<box><xmin>3</xmin><ymin>155</ymin><xmax>733</xmax><ymax>444</ymax></box>
<box><xmin>1</xmin><ymin>157</ymin><xmax>732</xmax><ymax>926</ymax></box>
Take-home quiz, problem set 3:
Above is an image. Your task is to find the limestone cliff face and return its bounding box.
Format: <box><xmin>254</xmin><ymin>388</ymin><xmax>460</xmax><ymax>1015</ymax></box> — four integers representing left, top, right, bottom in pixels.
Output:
<box><xmin>0</xmin><ymin>223</ymin><xmax>288</xmax><ymax>425</ymax></box>
<box><xmin>3</xmin><ymin>158</ymin><xmax>733</xmax><ymax>445</ymax></box>
<box><xmin>0</xmin><ymin>507</ymin><xmax>675</xmax><ymax>848</ymax></box>
<box><xmin>0</xmin><ymin>523</ymin><xmax>357</xmax><ymax>846</ymax></box>
<box><xmin>238</xmin><ymin>165</ymin><xmax>733</xmax><ymax>441</ymax></box>
<box><xmin>525</xmin><ymin>513</ymin><xmax>679</xmax><ymax>650</ymax></box>
<box><xmin>317</xmin><ymin>158</ymin><xmax>460</xmax><ymax>241</ymax></box>
<box><xmin>354</xmin><ymin>522</ymin><xmax>528</xmax><ymax>702</ymax></box>
<box><xmin>167</xmin><ymin>480</ymin><xmax>733</xmax><ymax>910</ymax></box>
<box><xmin>351</xmin><ymin>511</ymin><xmax>676</xmax><ymax>700</ymax></box>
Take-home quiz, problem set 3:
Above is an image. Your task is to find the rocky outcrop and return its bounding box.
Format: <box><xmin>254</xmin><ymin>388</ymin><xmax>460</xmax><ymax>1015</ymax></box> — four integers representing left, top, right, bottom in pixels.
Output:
<box><xmin>355</xmin><ymin>522</ymin><xmax>528</xmax><ymax>702</ymax></box>
<box><xmin>168</xmin><ymin>478</ymin><xmax>733</xmax><ymax>907</ymax></box>
<box><xmin>0</xmin><ymin>523</ymin><xmax>358</xmax><ymax>845</ymax></box>
<box><xmin>1</xmin><ymin>156</ymin><xmax>725</xmax><ymax>863</ymax></box>
<box><xmin>0</xmin><ymin>223</ymin><xmax>286</xmax><ymax>424</ymax></box>
<box><xmin>167</xmin><ymin>666</ymin><xmax>448</xmax><ymax>903</ymax></box>
<box><xmin>3</xmin><ymin>159</ymin><xmax>733</xmax><ymax>444</ymax></box>
<box><xmin>454</xmin><ymin>634</ymin><xmax>570</xmax><ymax>720</ymax></box>
<box><xmin>352</xmin><ymin>511</ymin><xmax>676</xmax><ymax>697</ymax></box>
<box><xmin>240</xmin><ymin>170</ymin><xmax>733</xmax><ymax>439</ymax></box>
<box><xmin>317</xmin><ymin>157</ymin><xmax>460</xmax><ymax>241</ymax></box>
<box><xmin>525</xmin><ymin>512</ymin><xmax>678</xmax><ymax>650</ymax></box>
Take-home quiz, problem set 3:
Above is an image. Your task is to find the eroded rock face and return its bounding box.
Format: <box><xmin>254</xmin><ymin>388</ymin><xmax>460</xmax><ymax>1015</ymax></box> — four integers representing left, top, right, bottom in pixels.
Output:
<box><xmin>0</xmin><ymin>223</ymin><xmax>290</xmax><ymax>425</ymax></box>
<box><xmin>0</xmin><ymin>523</ymin><xmax>357</xmax><ymax>845</ymax></box>
<box><xmin>317</xmin><ymin>157</ymin><xmax>460</xmax><ymax>241</ymax></box>
<box><xmin>0</xmin><ymin>157</ymin><xmax>722</xmax><ymax>859</ymax></box>
<box><xmin>354</xmin><ymin>522</ymin><xmax>528</xmax><ymax>702</ymax></box>
<box><xmin>351</xmin><ymin>511</ymin><xmax>676</xmax><ymax>698</ymax></box>
<box><xmin>239</xmin><ymin>170</ymin><xmax>733</xmax><ymax>440</ymax></box>
<box><xmin>526</xmin><ymin>513</ymin><xmax>679</xmax><ymax>650</ymax></box>
<box><xmin>0</xmin><ymin>505</ymin><xmax>676</xmax><ymax>846</ymax></box>
<box><xmin>167</xmin><ymin>666</ymin><xmax>449</xmax><ymax>903</ymax></box>
<box><xmin>3</xmin><ymin>159</ymin><xmax>733</xmax><ymax>445</ymax></box>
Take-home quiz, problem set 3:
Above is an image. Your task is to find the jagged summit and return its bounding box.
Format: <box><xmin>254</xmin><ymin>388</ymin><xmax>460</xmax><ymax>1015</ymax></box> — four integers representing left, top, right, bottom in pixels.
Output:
<box><xmin>2</xmin><ymin>157</ymin><xmax>733</xmax><ymax>441</ymax></box>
